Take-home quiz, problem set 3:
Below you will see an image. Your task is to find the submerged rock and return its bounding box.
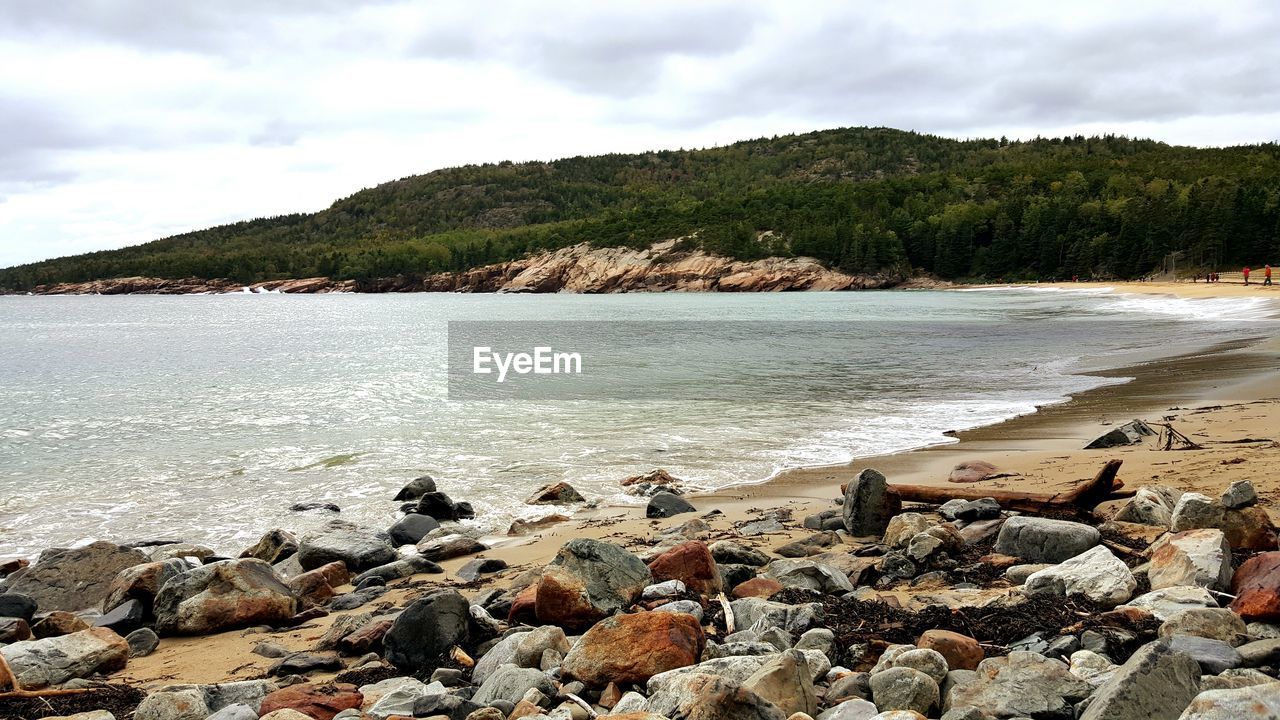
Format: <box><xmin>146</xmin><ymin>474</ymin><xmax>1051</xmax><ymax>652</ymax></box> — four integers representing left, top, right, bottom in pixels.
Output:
<box><xmin>393</xmin><ymin>475</ymin><xmax>437</xmax><ymax>501</ymax></box>
<box><xmin>525</xmin><ymin>481</ymin><xmax>585</xmax><ymax>505</ymax></box>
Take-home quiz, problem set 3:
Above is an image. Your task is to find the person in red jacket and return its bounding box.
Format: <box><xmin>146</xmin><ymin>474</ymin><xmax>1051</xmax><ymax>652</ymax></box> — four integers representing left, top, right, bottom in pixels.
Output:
<box><xmin>1266</xmin><ymin>264</ymin><xmax>1273</xmax><ymax>286</ymax></box>
<box><xmin>1244</xmin><ymin>267</ymin><xmax>1251</xmax><ymax>285</ymax></box>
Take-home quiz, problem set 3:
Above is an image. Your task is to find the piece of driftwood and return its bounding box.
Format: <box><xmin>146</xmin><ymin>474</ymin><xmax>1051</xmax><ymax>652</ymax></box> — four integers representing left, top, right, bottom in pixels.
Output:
<box><xmin>890</xmin><ymin>459</ymin><xmax>1130</xmax><ymax>514</ymax></box>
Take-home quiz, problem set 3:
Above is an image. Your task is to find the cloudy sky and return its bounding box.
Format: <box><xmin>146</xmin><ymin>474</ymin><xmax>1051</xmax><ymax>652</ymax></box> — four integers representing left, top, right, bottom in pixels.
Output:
<box><xmin>2</xmin><ymin>1</ymin><xmax>1278</xmax><ymax>268</ymax></box>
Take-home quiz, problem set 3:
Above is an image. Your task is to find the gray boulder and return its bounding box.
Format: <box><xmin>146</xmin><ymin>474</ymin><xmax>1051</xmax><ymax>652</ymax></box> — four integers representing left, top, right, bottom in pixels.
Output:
<box><xmin>647</xmin><ymin>491</ymin><xmax>696</xmax><ymax>518</ymax></box>
<box><xmin>763</xmin><ymin>559</ymin><xmax>855</xmax><ymax>594</ymax></box>
<box><xmin>296</xmin><ymin>519</ymin><xmax>397</xmax><ymax>572</ymax></box>
<box><xmin>1221</xmin><ymin>480</ymin><xmax>1257</xmax><ymax>509</ymax></box>
<box><xmin>387</xmin><ymin>514</ymin><xmax>440</xmax><ymax>547</ymax></box>
<box><xmin>533</xmin><ymin>538</ymin><xmax>652</xmax><ymax>628</ymax></box>
<box><xmin>352</xmin><ymin>556</ymin><xmax>442</xmax><ymax>584</ymax></box>
<box><xmin>710</xmin><ymin>541</ymin><xmax>771</xmax><ymax>567</ymax></box>
<box><xmin>1024</xmin><ymin>545</ymin><xmax>1136</xmax><ymax>607</ymax></box>
<box><xmin>4</xmin><ymin>541</ymin><xmax>149</xmax><ymax>612</ymax></box>
<box><xmin>842</xmin><ymin>468</ymin><xmax>900</xmax><ymax>537</ymax></box>
<box><xmin>471</xmin><ymin>665</ymin><xmax>556</xmax><ymax>705</ymax></box>
<box><xmin>472</xmin><ymin>631</ymin><xmax>530</xmax><ymax>684</ymax></box>
<box><xmin>1179</xmin><ymin>682</ymin><xmax>1280</xmax><ymax>719</ymax></box>
<box><xmin>947</xmin><ymin>651</ymin><xmax>1091</xmax><ymax>719</ymax></box>
<box><xmin>1164</xmin><ymin>635</ymin><xmax>1243</xmax><ymax>675</ymax></box>
<box><xmin>1148</xmin><ymin>529</ymin><xmax>1233</xmax><ymax>591</ymax></box>
<box><xmin>731</xmin><ymin>597</ymin><xmax>824</xmax><ymax>634</ymax></box>
<box><xmin>993</xmin><ymin>516</ymin><xmax>1101</xmax><ymax>563</ymax></box>
<box><xmin>870</xmin><ymin>666</ymin><xmax>938</xmax><ymax>715</ymax></box>
<box><xmin>393</xmin><ymin>475</ymin><xmax>437</xmax><ymax>501</ymax></box>
<box><xmin>1170</xmin><ymin>493</ymin><xmax>1226</xmax><ymax>533</ymax></box>
<box><xmin>416</xmin><ymin>534</ymin><xmax>486</xmax><ymax>562</ymax></box>
<box><xmin>1120</xmin><ymin>586</ymin><xmax>1219</xmax><ymax>621</ymax></box>
<box><xmin>1079</xmin><ymin>639</ymin><xmax>1202</xmax><ymax>720</ymax></box>
<box><xmin>645</xmin><ymin>672</ymin><xmax>786</xmax><ymax>720</ymax></box>
<box><xmin>134</xmin><ymin>688</ymin><xmax>209</xmax><ymax>720</ymax></box>
<box><xmin>0</xmin><ymin>627</ymin><xmax>129</xmax><ymax>690</ymax></box>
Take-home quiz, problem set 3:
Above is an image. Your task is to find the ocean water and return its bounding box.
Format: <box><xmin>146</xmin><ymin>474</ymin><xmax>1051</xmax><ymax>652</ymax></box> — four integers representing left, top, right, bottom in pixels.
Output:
<box><xmin>0</xmin><ymin>288</ymin><xmax>1274</xmax><ymax>557</ymax></box>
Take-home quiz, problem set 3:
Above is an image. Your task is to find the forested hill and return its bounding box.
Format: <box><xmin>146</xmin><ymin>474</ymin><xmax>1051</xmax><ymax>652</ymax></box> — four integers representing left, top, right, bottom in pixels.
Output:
<box><xmin>3</xmin><ymin>127</ymin><xmax>1279</xmax><ymax>291</ymax></box>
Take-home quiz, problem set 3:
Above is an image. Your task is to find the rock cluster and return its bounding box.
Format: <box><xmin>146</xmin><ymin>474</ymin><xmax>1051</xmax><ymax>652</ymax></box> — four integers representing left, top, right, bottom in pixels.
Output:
<box><xmin>3</xmin><ymin>471</ymin><xmax>1279</xmax><ymax>720</ymax></box>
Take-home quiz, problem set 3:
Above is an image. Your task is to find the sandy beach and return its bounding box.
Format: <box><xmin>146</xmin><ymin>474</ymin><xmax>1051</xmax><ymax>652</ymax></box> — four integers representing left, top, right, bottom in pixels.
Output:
<box><xmin>87</xmin><ymin>280</ymin><xmax>1280</xmax><ymax>692</ymax></box>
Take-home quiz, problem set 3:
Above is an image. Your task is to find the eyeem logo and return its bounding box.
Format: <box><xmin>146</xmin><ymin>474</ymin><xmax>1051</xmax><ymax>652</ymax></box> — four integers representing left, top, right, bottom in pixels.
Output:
<box><xmin>473</xmin><ymin>346</ymin><xmax>583</xmax><ymax>383</ymax></box>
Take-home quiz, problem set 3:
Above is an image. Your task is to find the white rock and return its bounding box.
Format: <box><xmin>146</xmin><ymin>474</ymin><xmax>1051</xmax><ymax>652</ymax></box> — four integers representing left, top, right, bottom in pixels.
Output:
<box><xmin>1024</xmin><ymin>546</ymin><xmax>1136</xmax><ymax>607</ymax></box>
<box><xmin>1119</xmin><ymin>586</ymin><xmax>1218</xmax><ymax>621</ymax></box>
<box><xmin>1148</xmin><ymin>529</ymin><xmax>1233</xmax><ymax>590</ymax></box>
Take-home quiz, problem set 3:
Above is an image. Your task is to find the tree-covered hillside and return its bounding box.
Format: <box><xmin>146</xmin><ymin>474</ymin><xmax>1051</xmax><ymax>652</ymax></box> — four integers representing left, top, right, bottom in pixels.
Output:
<box><xmin>2</xmin><ymin>127</ymin><xmax>1278</xmax><ymax>290</ymax></box>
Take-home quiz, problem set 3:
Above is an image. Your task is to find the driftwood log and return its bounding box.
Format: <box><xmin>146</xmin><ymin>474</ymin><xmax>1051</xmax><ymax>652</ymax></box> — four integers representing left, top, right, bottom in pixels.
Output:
<box><xmin>890</xmin><ymin>459</ymin><xmax>1129</xmax><ymax>514</ymax></box>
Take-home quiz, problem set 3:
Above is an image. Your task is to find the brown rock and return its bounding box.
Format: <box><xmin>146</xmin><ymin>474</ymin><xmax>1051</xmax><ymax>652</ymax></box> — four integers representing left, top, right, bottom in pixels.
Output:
<box><xmin>1221</xmin><ymin>507</ymin><xmax>1279</xmax><ymax>551</ymax></box>
<box><xmin>948</xmin><ymin>460</ymin><xmax>1003</xmax><ymax>484</ymax></box>
<box><xmin>917</xmin><ymin>629</ymin><xmax>983</xmax><ymax>670</ymax></box>
<box><xmin>258</xmin><ymin>683</ymin><xmax>362</xmax><ymax>720</ymax></box>
<box><xmin>599</xmin><ymin>682</ymin><xmax>624</xmax><ymax>709</ymax></box>
<box><xmin>648</xmin><ymin>541</ymin><xmax>721</xmax><ymax>596</ymax></box>
<box><xmin>509</xmin><ymin>583</ymin><xmax>540</xmax><ymax>625</ymax></box>
<box><xmin>508</xmin><ymin>700</ymin><xmax>544</xmax><ymax>719</ymax></box>
<box><xmin>507</xmin><ymin>514</ymin><xmax>570</xmax><ymax>536</ymax></box>
<box><xmin>31</xmin><ymin>611</ymin><xmax>90</xmax><ymax>639</ymax></box>
<box><xmin>533</xmin><ymin>539</ymin><xmax>652</xmax><ymax>630</ymax></box>
<box><xmin>5</xmin><ymin>541</ymin><xmax>150</xmax><ymax>612</ymax></box>
<box><xmin>1230</xmin><ymin>551</ymin><xmax>1280</xmax><ymax>622</ymax></box>
<box><xmin>153</xmin><ymin>558</ymin><xmax>299</xmax><ymax>636</ymax></box>
<box><xmin>978</xmin><ymin>553</ymin><xmax>1021</xmax><ymax>570</ymax></box>
<box><xmin>102</xmin><ymin>559</ymin><xmax>193</xmax><ymax>614</ymax></box>
<box><xmin>338</xmin><ymin>618</ymin><xmax>393</xmax><ymax>655</ymax></box>
<box><xmin>562</xmin><ymin>611</ymin><xmax>706</xmax><ymax>686</ymax></box>
<box><xmin>0</xmin><ymin>557</ymin><xmax>29</xmax><ymax>577</ymax></box>
<box><xmin>525</xmin><ymin>482</ymin><xmax>585</xmax><ymax>505</ymax></box>
<box><xmin>732</xmin><ymin>577</ymin><xmax>785</xmax><ymax>600</ymax></box>
<box><xmin>288</xmin><ymin>562</ymin><xmax>350</xmax><ymax>607</ymax></box>
<box><xmin>0</xmin><ymin>617</ymin><xmax>32</xmax><ymax>643</ymax></box>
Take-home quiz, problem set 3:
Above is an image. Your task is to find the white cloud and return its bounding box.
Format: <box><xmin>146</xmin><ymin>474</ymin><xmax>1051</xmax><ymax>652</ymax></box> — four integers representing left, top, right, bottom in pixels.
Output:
<box><xmin>1</xmin><ymin>0</ymin><xmax>1278</xmax><ymax>267</ymax></box>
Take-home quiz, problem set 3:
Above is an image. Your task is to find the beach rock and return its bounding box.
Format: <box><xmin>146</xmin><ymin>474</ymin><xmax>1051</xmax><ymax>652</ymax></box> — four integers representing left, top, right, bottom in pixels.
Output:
<box><xmin>732</xmin><ymin>597</ymin><xmax>824</xmax><ymax>635</ymax></box>
<box><xmin>1178</xmin><ymin>683</ymin><xmax>1280</xmax><ymax>719</ymax></box>
<box><xmin>886</xmin><ymin>648</ymin><xmax>948</xmax><ymax>684</ymax></box>
<box><xmin>645</xmin><ymin>673</ymin><xmax>787</xmax><ymax>720</ymax></box>
<box><xmin>1024</xmin><ymin>545</ymin><xmax>1137</xmax><ymax>607</ymax></box>
<box><xmin>733</xmin><ymin>577</ymin><xmax>785</xmax><ymax>599</ymax></box>
<box><xmin>387</xmin><ymin>514</ymin><xmax>440</xmax><ymax>547</ymax></box>
<box><xmin>763</xmin><ymin>559</ymin><xmax>855</xmax><ymax>594</ymax></box>
<box><xmin>411</xmin><ymin>692</ymin><xmax>483</xmax><ymax>718</ymax></box>
<box><xmin>948</xmin><ymin>460</ymin><xmax>1002</xmax><ymax>484</ymax></box>
<box><xmin>259</xmin><ymin>683</ymin><xmax>363</xmax><ymax>720</ymax></box>
<box><xmin>1079</xmin><ymin>639</ymin><xmax>1201</xmax><ymax>720</ymax></box>
<box><xmin>1149</xmin><ymin>529</ymin><xmax>1233</xmax><ymax>590</ymax></box>
<box><xmin>744</xmin><ymin>650</ymin><xmax>818</xmax><ymax>717</ymax></box>
<box><xmin>1230</xmin><ymin>551</ymin><xmax>1280</xmax><ymax>621</ymax></box>
<box><xmin>944</xmin><ymin>498</ymin><xmax>1001</xmax><ymax>522</ymax></box>
<box><xmin>711</xmin><ymin>543</ymin><xmax>768</xmax><ymax>566</ymax></box>
<box><xmin>355</xmin><ymin>556</ymin><xmax>444</xmax><ymax>586</ymax></box>
<box><xmin>288</xmin><ymin>561</ymin><xmax>351</xmax><ymax>607</ymax></box>
<box><xmin>513</xmin><ymin>625</ymin><xmax>569</xmax><ymax>668</ymax></box>
<box><xmin>816</xmin><ymin>699</ymin><xmax>879</xmax><ymax>720</ymax></box>
<box><xmin>526</xmin><ymin>481</ymin><xmax>585</xmax><ymax>505</ymax></box>
<box><xmin>240</xmin><ymin>529</ymin><xmax>299</xmax><ymax>564</ymax></box>
<box><xmin>134</xmin><ymin>687</ymin><xmax>210</xmax><ymax>720</ymax></box>
<box><xmin>1115</xmin><ymin>486</ymin><xmax>1177</xmax><ymax>526</ymax></box>
<box><xmin>1004</xmin><ymin>563</ymin><xmax>1052</xmax><ymax>585</ymax></box>
<box><xmin>382</xmin><ymin>589</ymin><xmax>469</xmax><ymax>670</ymax></box>
<box><xmin>471</xmin><ymin>665</ymin><xmax>556</xmax><ymax>705</ymax></box>
<box><xmin>297</xmin><ymin>520</ymin><xmax>397</xmax><ymax>572</ymax></box>
<box><xmin>1069</xmin><ymin>649</ymin><xmax>1119</xmax><ymax>686</ymax></box>
<box><xmin>1221</xmin><ymin>480</ymin><xmax>1257</xmax><ymax>509</ymax></box>
<box><xmin>947</xmin><ymin>651</ymin><xmax>1091</xmax><ymax>719</ymax></box>
<box><xmin>95</xmin><ymin>598</ymin><xmax>145</xmax><ymax>635</ymax></box>
<box><xmin>1237</xmin><ymin>637</ymin><xmax>1280</xmax><ymax>666</ymax></box>
<box><xmin>562</xmin><ymin>610</ymin><xmax>705</xmax><ymax>685</ymax></box>
<box><xmin>507</xmin><ymin>514</ymin><xmax>570</xmax><ymax>536</ymax></box>
<box><xmin>153</xmin><ymin>558</ymin><xmax>298</xmax><ymax>635</ymax></box>
<box><xmin>647</xmin><ymin>491</ymin><xmax>696</xmax><ymax>518</ymax></box>
<box><xmin>741</xmin><ymin>518</ymin><xmax>786</xmax><ymax>536</ymax></box>
<box><xmin>1085</xmin><ymin>419</ymin><xmax>1156</xmax><ymax>449</ymax></box>
<box><xmin>417</xmin><ymin>534</ymin><xmax>487</xmax><ymax>562</ymax></box>
<box><xmin>843</xmin><ymin>469</ymin><xmax>900</xmax><ymax>537</ymax></box>
<box><xmin>127</xmin><ymin>627</ymin><xmax>159</xmax><ymax>656</ymax></box>
<box><xmin>148</xmin><ymin>543</ymin><xmax>216</xmax><ymax>563</ymax></box>
<box><xmin>414</xmin><ymin>491</ymin><xmax>462</xmax><ymax>521</ymax></box>
<box><xmin>32</xmin><ymin>610</ymin><xmax>90</xmax><ymax>638</ymax></box>
<box><xmin>0</xmin><ymin>593</ymin><xmax>37</xmax><ymax>621</ymax></box>
<box><xmin>393</xmin><ymin>475</ymin><xmax>437</xmax><ymax>501</ymax></box>
<box><xmin>0</xmin><ymin>617</ymin><xmax>31</xmax><ymax>643</ymax></box>
<box><xmin>4</xmin><ymin>541</ymin><xmax>150</xmax><ymax>612</ymax></box>
<box><xmin>456</xmin><ymin>557</ymin><xmax>508</xmax><ymax>581</ymax></box>
<box><xmin>1220</xmin><ymin>506</ymin><xmax>1279</xmax><ymax>551</ymax></box>
<box><xmin>643</xmin><ymin>579</ymin><xmax>689</xmax><ymax>600</ymax></box>
<box><xmin>1164</xmin><ymin>635</ymin><xmax>1243</xmax><ymax>675</ymax></box>
<box><xmin>103</xmin><ymin>558</ymin><xmax>195</xmax><ymax>615</ymax></box>
<box><xmin>1171</xmin><ymin>493</ymin><xmax>1226</xmax><ymax>533</ymax></box>
<box><xmin>884</xmin><ymin>514</ymin><xmax>932</xmax><ymax>549</ymax></box>
<box><xmin>869</xmin><ymin>667</ymin><xmax>937</xmax><ymax>716</ymax></box>
<box><xmin>776</xmin><ymin>532</ymin><xmax>841</xmax><ymax>558</ymax></box>
<box><xmin>1159</xmin><ymin>608</ymin><xmax>1248</xmax><ymax>645</ymax></box>
<box><xmin>1121</xmin><ymin>586</ymin><xmax>1219</xmax><ymax>621</ymax></box>
<box><xmin>647</xmin><ymin>541</ymin><xmax>720</xmax><ymax>595</ymax></box>
<box><xmin>473</xmin><ymin>630</ymin><xmax>529</xmax><ymax>685</ymax></box>
<box><xmin>534</xmin><ymin>538</ymin><xmax>652</xmax><ymax>629</ymax></box>
<box><xmin>993</xmin><ymin>516</ymin><xmax>1100</xmax><ymax>563</ymax></box>
<box><xmin>917</xmin><ymin>630</ymin><xmax>983</xmax><ymax>671</ymax></box>
<box><xmin>0</xmin><ymin>627</ymin><xmax>129</xmax><ymax>690</ymax></box>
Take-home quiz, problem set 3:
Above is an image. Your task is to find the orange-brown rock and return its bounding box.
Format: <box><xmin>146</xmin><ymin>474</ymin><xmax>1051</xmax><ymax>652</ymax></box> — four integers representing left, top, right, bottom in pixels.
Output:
<box><xmin>562</xmin><ymin>611</ymin><xmax>706</xmax><ymax>686</ymax></box>
<box><xmin>1230</xmin><ymin>551</ymin><xmax>1280</xmax><ymax>621</ymax></box>
<box><xmin>258</xmin><ymin>683</ymin><xmax>362</xmax><ymax>720</ymax></box>
<box><xmin>153</xmin><ymin>558</ymin><xmax>299</xmax><ymax>636</ymax></box>
<box><xmin>338</xmin><ymin>618</ymin><xmax>393</xmax><ymax>655</ymax></box>
<box><xmin>599</xmin><ymin>682</ymin><xmax>624</xmax><ymax>709</ymax></box>
<box><xmin>289</xmin><ymin>561</ymin><xmax>351</xmax><ymax>607</ymax></box>
<box><xmin>1221</xmin><ymin>507</ymin><xmax>1279</xmax><ymax>551</ymax></box>
<box><xmin>534</xmin><ymin>539</ymin><xmax>652</xmax><ymax>630</ymax></box>
<box><xmin>917</xmin><ymin>629</ymin><xmax>984</xmax><ymax>670</ymax></box>
<box><xmin>648</xmin><ymin>541</ymin><xmax>721</xmax><ymax>596</ymax></box>
<box><xmin>732</xmin><ymin>577</ymin><xmax>785</xmax><ymax>600</ymax></box>
<box><xmin>508</xmin><ymin>583</ymin><xmax>540</xmax><ymax>625</ymax></box>
<box><xmin>31</xmin><ymin>611</ymin><xmax>90</xmax><ymax>639</ymax></box>
<box><xmin>102</xmin><ymin>559</ymin><xmax>195</xmax><ymax>615</ymax></box>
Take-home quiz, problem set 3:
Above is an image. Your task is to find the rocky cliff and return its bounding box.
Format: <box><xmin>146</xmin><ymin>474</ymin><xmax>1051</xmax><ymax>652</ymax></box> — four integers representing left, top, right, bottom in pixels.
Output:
<box><xmin>26</xmin><ymin>240</ymin><xmax>911</xmax><ymax>295</ymax></box>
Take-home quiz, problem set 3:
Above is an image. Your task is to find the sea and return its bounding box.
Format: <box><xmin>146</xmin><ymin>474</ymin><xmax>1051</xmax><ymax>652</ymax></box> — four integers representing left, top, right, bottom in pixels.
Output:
<box><xmin>0</xmin><ymin>287</ymin><xmax>1275</xmax><ymax>558</ymax></box>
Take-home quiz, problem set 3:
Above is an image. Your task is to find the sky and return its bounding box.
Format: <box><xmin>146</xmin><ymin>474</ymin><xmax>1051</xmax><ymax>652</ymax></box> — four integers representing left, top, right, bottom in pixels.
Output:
<box><xmin>2</xmin><ymin>1</ymin><xmax>1278</xmax><ymax>268</ymax></box>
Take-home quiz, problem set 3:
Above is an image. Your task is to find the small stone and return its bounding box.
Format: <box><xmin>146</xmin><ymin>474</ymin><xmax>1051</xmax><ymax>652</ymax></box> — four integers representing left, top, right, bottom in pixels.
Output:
<box><xmin>126</xmin><ymin>627</ymin><xmax>160</xmax><ymax>657</ymax></box>
<box><xmin>1159</xmin><ymin>608</ymin><xmax>1248</xmax><ymax>645</ymax></box>
<box><xmin>917</xmin><ymin>629</ymin><xmax>982</xmax><ymax>671</ymax></box>
<box><xmin>868</xmin><ymin>666</ymin><xmax>937</xmax><ymax>716</ymax></box>
<box><xmin>1221</xmin><ymin>480</ymin><xmax>1257</xmax><ymax>509</ymax></box>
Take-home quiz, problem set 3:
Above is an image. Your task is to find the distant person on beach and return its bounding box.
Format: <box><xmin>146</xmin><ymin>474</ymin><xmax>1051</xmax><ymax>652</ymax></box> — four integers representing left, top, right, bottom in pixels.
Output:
<box><xmin>1267</xmin><ymin>264</ymin><xmax>1273</xmax><ymax>286</ymax></box>
<box><xmin>1244</xmin><ymin>267</ymin><xmax>1251</xmax><ymax>284</ymax></box>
